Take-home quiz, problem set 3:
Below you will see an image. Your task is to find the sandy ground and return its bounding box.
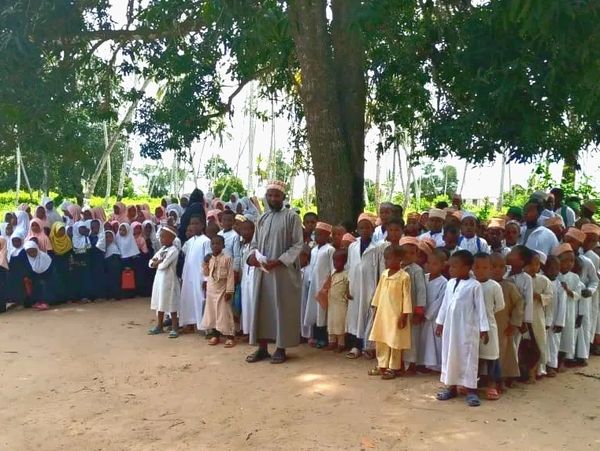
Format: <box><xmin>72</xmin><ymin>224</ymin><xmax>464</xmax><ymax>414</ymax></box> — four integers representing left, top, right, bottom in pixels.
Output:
<box><xmin>1</xmin><ymin>298</ymin><xmax>599</xmax><ymax>451</ymax></box>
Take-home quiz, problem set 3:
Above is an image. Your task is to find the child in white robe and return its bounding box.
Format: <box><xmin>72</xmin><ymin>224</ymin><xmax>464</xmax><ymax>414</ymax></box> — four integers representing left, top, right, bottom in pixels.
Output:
<box><xmin>458</xmin><ymin>213</ymin><xmax>491</xmax><ymax>255</ymax></box>
<box><xmin>554</xmin><ymin>243</ymin><xmax>582</xmax><ymax>369</ymax></box>
<box><xmin>473</xmin><ymin>253</ymin><xmax>505</xmax><ymax>399</ymax></box>
<box><xmin>179</xmin><ymin>215</ymin><xmax>211</xmax><ymax>332</ymax></box>
<box><xmin>147</xmin><ymin>226</ymin><xmax>181</xmax><ymax>338</ymax></box>
<box><xmin>563</xmin><ymin>227</ymin><xmax>599</xmax><ymax>364</ymax></box>
<box><xmin>543</xmin><ymin>255</ymin><xmax>566</xmax><ymax>375</ymax></box>
<box><xmin>419</xmin><ymin>208</ymin><xmax>445</xmax><ymax>247</ymax></box>
<box><xmin>239</xmin><ymin>220</ymin><xmax>256</xmax><ymax>336</ymax></box>
<box><xmin>581</xmin><ymin>224</ymin><xmax>600</xmax><ymax>353</ymax></box>
<box><xmin>525</xmin><ymin>252</ymin><xmax>553</xmax><ymax>380</ymax></box>
<box><xmin>418</xmin><ymin>249</ymin><xmax>447</xmax><ymax>371</ymax></box>
<box><xmin>507</xmin><ymin>245</ymin><xmax>535</xmax><ymax>363</ymax></box>
<box><xmin>303</xmin><ymin>222</ymin><xmax>334</xmax><ymax>348</ymax></box>
<box><xmin>346</xmin><ymin>213</ymin><xmax>383</xmax><ymax>359</ymax></box>
<box><xmin>399</xmin><ymin>236</ymin><xmax>427</xmax><ymax>373</ymax></box>
<box><xmin>299</xmin><ymin>246</ymin><xmax>312</xmax><ymax>339</ymax></box>
<box><xmin>436</xmin><ymin>250</ymin><xmax>489</xmax><ymax>407</ymax></box>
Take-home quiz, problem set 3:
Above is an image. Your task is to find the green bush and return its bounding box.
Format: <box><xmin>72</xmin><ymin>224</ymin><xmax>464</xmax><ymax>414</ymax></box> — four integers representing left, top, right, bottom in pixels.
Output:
<box><xmin>212</xmin><ymin>176</ymin><xmax>247</xmax><ymax>203</ymax></box>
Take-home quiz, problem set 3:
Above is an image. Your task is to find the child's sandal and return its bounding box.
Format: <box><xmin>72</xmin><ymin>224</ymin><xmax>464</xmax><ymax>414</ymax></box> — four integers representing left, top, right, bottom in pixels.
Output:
<box><xmin>368</xmin><ymin>367</ymin><xmax>384</xmax><ymax>376</ymax></box>
<box><xmin>436</xmin><ymin>388</ymin><xmax>457</xmax><ymax>401</ymax></box>
<box><xmin>168</xmin><ymin>329</ymin><xmax>179</xmax><ymax>339</ymax></box>
<box><xmin>148</xmin><ymin>326</ymin><xmax>164</xmax><ymax>335</ymax></box>
<box><xmin>208</xmin><ymin>336</ymin><xmax>220</xmax><ymax>346</ymax></box>
<box><xmin>224</xmin><ymin>339</ymin><xmax>235</xmax><ymax>348</ymax></box>
<box><xmin>486</xmin><ymin>387</ymin><xmax>500</xmax><ymax>400</ymax></box>
<box><xmin>381</xmin><ymin>369</ymin><xmax>396</xmax><ymax>380</ymax></box>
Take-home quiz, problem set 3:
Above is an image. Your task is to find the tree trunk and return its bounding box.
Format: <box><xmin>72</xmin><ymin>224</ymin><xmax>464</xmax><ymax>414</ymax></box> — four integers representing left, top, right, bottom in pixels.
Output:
<box><xmin>104</xmin><ymin>122</ymin><xmax>112</xmax><ymax>204</ymax></box>
<box><xmin>42</xmin><ymin>153</ymin><xmax>49</xmax><ymax>195</ymax></box>
<box><xmin>561</xmin><ymin>151</ymin><xmax>578</xmax><ymax>187</ymax></box>
<box><xmin>85</xmin><ymin>78</ymin><xmax>150</xmax><ymax>199</ymax></box>
<box><xmin>117</xmin><ymin>144</ymin><xmax>129</xmax><ymax>201</ymax></box>
<box><xmin>15</xmin><ymin>144</ymin><xmax>21</xmax><ymax>205</ymax></box>
<box><xmin>288</xmin><ymin>0</ymin><xmax>365</xmax><ymax>224</ymax></box>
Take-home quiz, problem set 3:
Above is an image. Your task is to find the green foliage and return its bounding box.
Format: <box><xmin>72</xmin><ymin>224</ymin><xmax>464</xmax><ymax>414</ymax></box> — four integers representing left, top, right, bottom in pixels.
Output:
<box><xmin>256</xmin><ymin>150</ymin><xmax>298</xmax><ymax>190</ymax></box>
<box><xmin>204</xmin><ymin>155</ymin><xmax>233</xmax><ymax>181</ymax></box>
<box><xmin>411</xmin><ymin>164</ymin><xmax>458</xmax><ymax>201</ymax></box>
<box><xmin>212</xmin><ymin>176</ymin><xmax>247</xmax><ymax>203</ymax></box>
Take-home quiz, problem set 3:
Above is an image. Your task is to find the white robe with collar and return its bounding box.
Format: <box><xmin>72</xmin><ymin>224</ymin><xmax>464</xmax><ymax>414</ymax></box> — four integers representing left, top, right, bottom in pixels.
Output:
<box><xmin>576</xmin><ymin>254</ymin><xmax>599</xmax><ymax>359</ymax></box>
<box><xmin>303</xmin><ymin>243</ymin><xmax>334</xmax><ymax>328</ymax></box>
<box><xmin>179</xmin><ymin>235</ymin><xmax>211</xmax><ymax>328</ymax></box>
<box><xmin>558</xmin><ymin>272</ymin><xmax>582</xmax><ymax>359</ymax></box>
<box><xmin>519</xmin><ymin>225</ymin><xmax>559</xmax><ymax>256</ymax></box>
<box><xmin>436</xmin><ymin>278</ymin><xmax>489</xmax><ymax>388</ymax></box>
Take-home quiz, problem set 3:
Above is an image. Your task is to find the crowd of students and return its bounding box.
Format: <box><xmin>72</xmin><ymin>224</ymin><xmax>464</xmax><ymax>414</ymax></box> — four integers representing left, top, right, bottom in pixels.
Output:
<box><xmin>1</xmin><ymin>188</ymin><xmax>599</xmax><ymax>408</ymax></box>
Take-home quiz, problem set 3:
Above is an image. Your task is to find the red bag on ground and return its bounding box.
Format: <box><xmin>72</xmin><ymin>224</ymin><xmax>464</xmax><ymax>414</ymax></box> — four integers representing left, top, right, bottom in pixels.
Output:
<box><xmin>121</xmin><ymin>269</ymin><xmax>136</xmax><ymax>291</ymax></box>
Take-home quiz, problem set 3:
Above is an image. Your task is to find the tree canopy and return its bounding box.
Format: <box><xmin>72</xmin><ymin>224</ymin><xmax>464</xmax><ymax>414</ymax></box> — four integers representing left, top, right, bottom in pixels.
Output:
<box><xmin>1</xmin><ymin>0</ymin><xmax>599</xmax><ymax>221</ymax></box>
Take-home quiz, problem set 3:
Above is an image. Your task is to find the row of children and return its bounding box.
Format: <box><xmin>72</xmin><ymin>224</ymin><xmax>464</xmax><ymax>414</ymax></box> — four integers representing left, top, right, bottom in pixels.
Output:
<box><xmin>297</xmin><ymin>201</ymin><xmax>600</xmax><ymax>407</ymax></box>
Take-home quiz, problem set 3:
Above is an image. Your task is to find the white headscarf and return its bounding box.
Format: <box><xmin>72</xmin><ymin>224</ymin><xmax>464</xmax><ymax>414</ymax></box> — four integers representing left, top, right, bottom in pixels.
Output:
<box><xmin>142</xmin><ymin>220</ymin><xmax>161</xmax><ymax>254</ymax></box>
<box><xmin>24</xmin><ymin>240</ymin><xmax>52</xmax><ymax>274</ymax></box>
<box><xmin>226</xmin><ymin>192</ymin><xmax>240</xmax><ymax>212</ymax></box>
<box><xmin>166</xmin><ymin>204</ymin><xmax>183</xmax><ymax>223</ymax></box>
<box><xmin>104</xmin><ymin>230</ymin><xmax>121</xmax><ymax>259</ymax></box>
<box><xmin>72</xmin><ymin>221</ymin><xmax>91</xmax><ymax>253</ymax></box>
<box><xmin>14</xmin><ymin>210</ymin><xmax>29</xmax><ymax>236</ymax></box>
<box><xmin>241</xmin><ymin>197</ymin><xmax>259</xmax><ymax>222</ymax></box>
<box><xmin>115</xmin><ymin>223</ymin><xmax>140</xmax><ymax>258</ymax></box>
<box><xmin>9</xmin><ymin>230</ymin><xmax>25</xmax><ymax>260</ymax></box>
<box><xmin>90</xmin><ymin>219</ymin><xmax>106</xmax><ymax>252</ymax></box>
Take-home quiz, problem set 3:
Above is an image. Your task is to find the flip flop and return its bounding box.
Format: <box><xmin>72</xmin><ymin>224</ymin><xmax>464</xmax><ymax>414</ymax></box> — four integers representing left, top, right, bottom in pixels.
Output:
<box><xmin>466</xmin><ymin>393</ymin><xmax>481</xmax><ymax>407</ymax></box>
<box><xmin>271</xmin><ymin>349</ymin><xmax>287</xmax><ymax>364</ymax></box>
<box><xmin>208</xmin><ymin>336</ymin><xmax>220</xmax><ymax>346</ymax></box>
<box><xmin>368</xmin><ymin>367</ymin><xmax>384</xmax><ymax>376</ymax></box>
<box><xmin>381</xmin><ymin>369</ymin><xmax>396</xmax><ymax>380</ymax></box>
<box><xmin>436</xmin><ymin>388</ymin><xmax>457</xmax><ymax>401</ymax></box>
<box><xmin>168</xmin><ymin>329</ymin><xmax>179</xmax><ymax>339</ymax></box>
<box><xmin>486</xmin><ymin>387</ymin><xmax>500</xmax><ymax>400</ymax></box>
<box><xmin>224</xmin><ymin>339</ymin><xmax>236</xmax><ymax>348</ymax></box>
<box><xmin>345</xmin><ymin>347</ymin><xmax>362</xmax><ymax>360</ymax></box>
<box><xmin>246</xmin><ymin>348</ymin><xmax>271</xmax><ymax>363</ymax></box>
<box><xmin>148</xmin><ymin>326</ymin><xmax>164</xmax><ymax>335</ymax></box>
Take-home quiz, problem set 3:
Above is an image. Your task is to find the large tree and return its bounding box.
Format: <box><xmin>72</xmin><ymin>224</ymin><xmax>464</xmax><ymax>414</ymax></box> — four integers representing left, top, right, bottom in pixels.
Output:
<box><xmin>2</xmin><ymin>0</ymin><xmax>600</xmax><ymax>222</ymax></box>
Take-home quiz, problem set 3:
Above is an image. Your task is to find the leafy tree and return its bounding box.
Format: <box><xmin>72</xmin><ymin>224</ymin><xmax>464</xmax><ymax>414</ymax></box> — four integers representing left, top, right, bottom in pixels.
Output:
<box><xmin>411</xmin><ymin>164</ymin><xmax>458</xmax><ymax>201</ymax></box>
<box><xmin>204</xmin><ymin>155</ymin><xmax>233</xmax><ymax>181</ymax></box>
<box><xmin>213</xmin><ymin>176</ymin><xmax>247</xmax><ymax>203</ymax></box>
<box><xmin>256</xmin><ymin>150</ymin><xmax>297</xmax><ymax>190</ymax></box>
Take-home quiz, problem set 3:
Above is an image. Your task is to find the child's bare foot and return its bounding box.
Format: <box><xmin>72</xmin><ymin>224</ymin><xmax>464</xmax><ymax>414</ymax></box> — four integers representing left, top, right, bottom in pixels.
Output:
<box><xmin>368</xmin><ymin>367</ymin><xmax>385</xmax><ymax>376</ymax></box>
<box><xmin>546</xmin><ymin>367</ymin><xmax>558</xmax><ymax>377</ymax></box>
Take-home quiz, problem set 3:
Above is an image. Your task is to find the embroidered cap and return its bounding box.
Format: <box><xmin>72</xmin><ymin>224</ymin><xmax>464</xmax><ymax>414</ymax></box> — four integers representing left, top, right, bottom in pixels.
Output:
<box><xmin>428</xmin><ymin>208</ymin><xmax>445</xmax><ymax>220</ymax></box>
<box><xmin>266</xmin><ymin>180</ymin><xmax>287</xmax><ymax>193</ymax></box>
<box><xmin>552</xmin><ymin>243</ymin><xmax>573</xmax><ymax>256</ymax></box>
<box><xmin>582</xmin><ymin>223</ymin><xmax>600</xmax><ymax>236</ymax></box>
<box><xmin>564</xmin><ymin>227</ymin><xmax>586</xmax><ymax>244</ymax></box>
<box><xmin>315</xmin><ymin>222</ymin><xmax>332</xmax><ymax>234</ymax></box>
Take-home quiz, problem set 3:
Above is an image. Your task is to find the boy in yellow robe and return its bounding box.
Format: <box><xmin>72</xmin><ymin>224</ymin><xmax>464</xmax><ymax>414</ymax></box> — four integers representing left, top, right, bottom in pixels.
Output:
<box><xmin>368</xmin><ymin>245</ymin><xmax>412</xmax><ymax>380</ymax></box>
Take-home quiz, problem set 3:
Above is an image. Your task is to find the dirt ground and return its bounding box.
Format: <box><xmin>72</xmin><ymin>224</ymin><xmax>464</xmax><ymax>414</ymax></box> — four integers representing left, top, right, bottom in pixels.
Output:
<box><xmin>1</xmin><ymin>298</ymin><xmax>599</xmax><ymax>451</ymax></box>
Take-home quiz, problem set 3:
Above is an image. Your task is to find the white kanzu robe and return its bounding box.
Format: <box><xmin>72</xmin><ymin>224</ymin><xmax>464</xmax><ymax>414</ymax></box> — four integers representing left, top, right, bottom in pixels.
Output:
<box><xmin>419</xmin><ymin>231</ymin><xmax>445</xmax><ymax>247</ymax></box>
<box><xmin>303</xmin><ymin>243</ymin><xmax>334</xmax><ymax>328</ymax></box>
<box><xmin>403</xmin><ymin>263</ymin><xmax>427</xmax><ymax>364</ymax></box>
<box><xmin>576</xmin><ymin>255</ymin><xmax>598</xmax><ymax>359</ymax></box>
<box><xmin>546</xmin><ymin>278</ymin><xmax>566</xmax><ymax>368</ymax></box>
<box><xmin>179</xmin><ymin>235</ymin><xmax>211</xmax><ymax>328</ymax></box>
<box><xmin>346</xmin><ymin>240</ymin><xmax>383</xmax><ymax>339</ymax></box>
<box><xmin>531</xmin><ymin>274</ymin><xmax>553</xmax><ymax>365</ymax></box>
<box><xmin>418</xmin><ymin>275</ymin><xmax>447</xmax><ymax>369</ymax></box>
<box><xmin>583</xmin><ymin>250</ymin><xmax>600</xmax><ymax>340</ymax></box>
<box><xmin>149</xmin><ymin>245</ymin><xmax>180</xmax><ymax>313</ymax></box>
<box><xmin>240</xmin><ymin>242</ymin><xmax>256</xmax><ymax>334</ymax></box>
<box><xmin>436</xmin><ymin>278</ymin><xmax>489</xmax><ymax>389</ymax></box>
<box><xmin>519</xmin><ymin>225</ymin><xmax>559</xmax><ymax>256</ymax></box>
<box><xmin>458</xmin><ymin>235</ymin><xmax>491</xmax><ymax>255</ymax></box>
<box><xmin>478</xmin><ymin>279</ymin><xmax>505</xmax><ymax>360</ymax></box>
<box><xmin>558</xmin><ymin>271</ymin><xmax>582</xmax><ymax>359</ymax></box>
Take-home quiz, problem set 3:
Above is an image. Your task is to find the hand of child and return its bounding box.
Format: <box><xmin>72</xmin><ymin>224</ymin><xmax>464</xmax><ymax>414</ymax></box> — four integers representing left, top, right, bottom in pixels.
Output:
<box><xmin>533</xmin><ymin>293</ymin><xmax>541</xmax><ymax>302</ymax></box>
<box><xmin>519</xmin><ymin>323</ymin><xmax>529</xmax><ymax>334</ymax></box>
<box><xmin>411</xmin><ymin>313</ymin><xmax>424</xmax><ymax>325</ymax></box>
<box><xmin>575</xmin><ymin>315</ymin><xmax>583</xmax><ymax>328</ymax></box>
<box><xmin>264</xmin><ymin>259</ymin><xmax>282</xmax><ymax>271</ymax></box>
<box><xmin>225</xmin><ymin>293</ymin><xmax>233</xmax><ymax>302</ymax></box>
<box><xmin>398</xmin><ymin>314</ymin><xmax>408</xmax><ymax>330</ymax></box>
<box><xmin>435</xmin><ymin>324</ymin><xmax>443</xmax><ymax>337</ymax></box>
<box><xmin>480</xmin><ymin>331</ymin><xmax>489</xmax><ymax>344</ymax></box>
<box><xmin>553</xmin><ymin>325</ymin><xmax>563</xmax><ymax>333</ymax></box>
<box><xmin>204</xmin><ymin>254</ymin><xmax>213</xmax><ymax>264</ymax></box>
<box><xmin>505</xmin><ymin>325</ymin><xmax>517</xmax><ymax>337</ymax></box>
<box><xmin>150</xmin><ymin>259</ymin><xmax>159</xmax><ymax>268</ymax></box>
<box><xmin>582</xmin><ymin>288</ymin><xmax>592</xmax><ymax>298</ymax></box>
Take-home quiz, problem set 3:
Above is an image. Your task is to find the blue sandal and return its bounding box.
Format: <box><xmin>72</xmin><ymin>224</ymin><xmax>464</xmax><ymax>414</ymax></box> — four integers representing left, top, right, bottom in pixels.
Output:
<box><xmin>148</xmin><ymin>326</ymin><xmax>164</xmax><ymax>335</ymax></box>
<box><xmin>168</xmin><ymin>329</ymin><xmax>179</xmax><ymax>338</ymax></box>
<box><xmin>436</xmin><ymin>388</ymin><xmax>457</xmax><ymax>401</ymax></box>
<box><xmin>466</xmin><ymin>393</ymin><xmax>481</xmax><ymax>407</ymax></box>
